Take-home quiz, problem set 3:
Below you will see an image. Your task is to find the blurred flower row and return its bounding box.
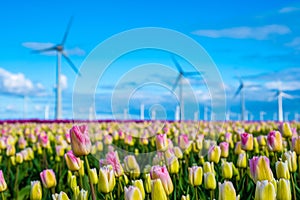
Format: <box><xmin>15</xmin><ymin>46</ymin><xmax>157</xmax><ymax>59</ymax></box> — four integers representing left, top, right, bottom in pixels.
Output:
<box><xmin>0</xmin><ymin>120</ymin><xmax>299</xmax><ymax>199</ymax></box>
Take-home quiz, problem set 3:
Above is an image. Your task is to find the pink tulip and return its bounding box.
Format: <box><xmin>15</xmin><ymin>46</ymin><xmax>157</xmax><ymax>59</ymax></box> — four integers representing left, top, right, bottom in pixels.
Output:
<box><xmin>70</xmin><ymin>125</ymin><xmax>91</xmax><ymax>157</ymax></box>
<box><xmin>106</xmin><ymin>151</ymin><xmax>124</xmax><ymax>177</ymax></box>
<box><xmin>241</xmin><ymin>133</ymin><xmax>253</xmax><ymax>151</ymax></box>
<box><xmin>150</xmin><ymin>165</ymin><xmax>173</xmax><ymax>195</ymax></box>
<box><xmin>0</xmin><ymin>170</ymin><xmax>7</xmax><ymax>192</ymax></box>
<box><xmin>219</xmin><ymin>142</ymin><xmax>229</xmax><ymax>158</ymax></box>
<box><xmin>64</xmin><ymin>150</ymin><xmax>82</xmax><ymax>171</ymax></box>
<box><xmin>249</xmin><ymin>156</ymin><xmax>273</xmax><ymax>183</ymax></box>
<box><xmin>178</xmin><ymin>134</ymin><xmax>191</xmax><ymax>151</ymax></box>
<box><xmin>40</xmin><ymin>169</ymin><xmax>57</xmax><ymax>189</ymax></box>
<box><xmin>156</xmin><ymin>133</ymin><xmax>168</xmax><ymax>151</ymax></box>
<box><xmin>38</xmin><ymin>132</ymin><xmax>49</xmax><ymax>148</ymax></box>
<box><xmin>267</xmin><ymin>131</ymin><xmax>282</xmax><ymax>152</ymax></box>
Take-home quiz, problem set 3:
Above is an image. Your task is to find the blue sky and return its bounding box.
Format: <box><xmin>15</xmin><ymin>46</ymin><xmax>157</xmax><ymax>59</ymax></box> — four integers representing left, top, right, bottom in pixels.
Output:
<box><xmin>0</xmin><ymin>0</ymin><xmax>300</xmax><ymax>120</ymax></box>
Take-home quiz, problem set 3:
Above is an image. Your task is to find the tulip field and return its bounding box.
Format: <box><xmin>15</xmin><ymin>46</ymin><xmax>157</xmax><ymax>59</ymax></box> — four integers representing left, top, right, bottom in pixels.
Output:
<box><xmin>0</xmin><ymin>120</ymin><xmax>300</xmax><ymax>200</ymax></box>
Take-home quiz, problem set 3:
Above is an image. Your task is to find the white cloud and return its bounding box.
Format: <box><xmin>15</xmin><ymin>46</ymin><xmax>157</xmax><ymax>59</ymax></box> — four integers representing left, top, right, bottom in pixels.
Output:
<box><xmin>264</xmin><ymin>80</ymin><xmax>300</xmax><ymax>91</ymax></box>
<box><xmin>279</xmin><ymin>7</ymin><xmax>300</xmax><ymax>14</ymax></box>
<box><xmin>193</xmin><ymin>25</ymin><xmax>291</xmax><ymax>40</ymax></box>
<box><xmin>22</xmin><ymin>42</ymin><xmax>85</xmax><ymax>56</ymax></box>
<box><xmin>60</xmin><ymin>74</ymin><xmax>68</xmax><ymax>90</ymax></box>
<box><xmin>285</xmin><ymin>37</ymin><xmax>300</xmax><ymax>49</ymax></box>
<box><xmin>0</xmin><ymin>68</ymin><xmax>45</xmax><ymax>96</ymax></box>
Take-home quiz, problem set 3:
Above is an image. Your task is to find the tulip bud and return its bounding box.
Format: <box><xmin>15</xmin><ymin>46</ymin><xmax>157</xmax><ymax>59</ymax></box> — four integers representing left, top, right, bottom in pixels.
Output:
<box><xmin>89</xmin><ymin>168</ymin><xmax>98</xmax><ymax>184</ymax></box>
<box><xmin>144</xmin><ymin>174</ymin><xmax>151</xmax><ymax>193</ymax></box>
<box><xmin>0</xmin><ymin>170</ymin><xmax>7</xmax><ymax>192</ymax></box>
<box><xmin>234</xmin><ymin>141</ymin><xmax>244</xmax><ymax>155</ymax></box>
<box><xmin>208</xmin><ymin>145</ymin><xmax>221</xmax><ymax>164</ymax></box>
<box><xmin>16</xmin><ymin>152</ymin><xmax>23</xmax><ymax>164</ymax></box>
<box><xmin>6</xmin><ymin>145</ymin><xmax>16</xmax><ymax>157</ymax></box>
<box><xmin>18</xmin><ymin>136</ymin><xmax>27</xmax><ymax>149</ymax></box>
<box><xmin>249</xmin><ymin>156</ymin><xmax>274</xmax><ymax>183</ymax></box>
<box><xmin>292</xmin><ymin>136</ymin><xmax>300</xmax><ymax>155</ymax></box>
<box><xmin>124</xmin><ymin>186</ymin><xmax>143</xmax><ymax>200</ymax></box>
<box><xmin>254</xmin><ymin>180</ymin><xmax>276</xmax><ymax>200</ymax></box>
<box><xmin>277</xmin><ymin>178</ymin><xmax>291</xmax><ymax>200</ymax></box>
<box><xmin>222</xmin><ymin>162</ymin><xmax>233</xmax><ymax>179</ymax></box>
<box><xmin>241</xmin><ymin>133</ymin><xmax>253</xmax><ymax>151</ymax></box>
<box><xmin>78</xmin><ymin>160</ymin><xmax>85</xmax><ymax>177</ymax></box>
<box><xmin>204</xmin><ymin>172</ymin><xmax>216</xmax><ymax>190</ymax></box>
<box><xmin>64</xmin><ymin>150</ymin><xmax>82</xmax><ymax>171</ymax></box>
<box><xmin>203</xmin><ymin>162</ymin><xmax>214</xmax><ymax>174</ymax></box>
<box><xmin>40</xmin><ymin>169</ymin><xmax>56</xmax><ymax>189</ymax></box>
<box><xmin>218</xmin><ymin>181</ymin><xmax>237</xmax><ymax>200</ymax></box>
<box><xmin>30</xmin><ymin>181</ymin><xmax>42</xmax><ymax>200</ymax></box>
<box><xmin>178</xmin><ymin>134</ymin><xmax>192</xmax><ymax>153</ymax></box>
<box><xmin>151</xmin><ymin>179</ymin><xmax>167</xmax><ymax>200</ymax></box>
<box><xmin>283</xmin><ymin>151</ymin><xmax>297</xmax><ymax>172</ymax></box>
<box><xmin>167</xmin><ymin>156</ymin><xmax>179</xmax><ymax>174</ymax></box>
<box><xmin>188</xmin><ymin>166</ymin><xmax>203</xmax><ymax>186</ymax></box>
<box><xmin>124</xmin><ymin>155</ymin><xmax>140</xmax><ymax>179</ymax></box>
<box><xmin>156</xmin><ymin>133</ymin><xmax>169</xmax><ymax>152</ymax></box>
<box><xmin>77</xmin><ymin>189</ymin><xmax>88</xmax><ymax>200</ymax></box>
<box><xmin>70</xmin><ymin>125</ymin><xmax>91</xmax><ymax>157</ymax></box>
<box><xmin>173</xmin><ymin>147</ymin><xmax>183</xmax><ymax>159</ymax></box>
<box><xmin>181</xmin><ymin>194</ymin><xmax>190</xmax><ymax>200</ymax></box>
<box><xmin>52</xmin><ymin>191</ymin><xmax>69</xmax><ymax>200</ymax></box>
<box><xmin>150</xmin><ymin>165</ymin><xmax>173</xmax><ymax>195</ymax></box>
<box><xmin>10</xmin><ymin>156</ymin><xmax>16</xmax><ymax>166</ymax></box>
<box><xmin>70</xmin><ymin>175</ymin><xmax>77</xmax><ymax>192</ymax></box>
<box><xmin>220</xmin><ymin>142</ymin><xmax>229</xmax><ymax>158</ymax></box>
<box><xmin>132</xmin><ymin>180</ymin><xmax>145</xmax><ymax>200</ymax></box>
<box><xmin>98</xmin><ymin>165</ymin><xmax>116</xmax><ymax>193</ymax></box>
<box><xmin>281</xmin><ymin>122</ymin><xmax>293</xmax><ymax>138</ymax></box>
<box><xmin>257</xmin><ymin>135</ymin><xmax>266</xmax><ymax>146</ymax></box>
<box><xmin>267</xmin><ymin>131</ymin><xmax>283</xmax><ymax>152</ymax></box>
<box><xmin>275</xmin><ymin>160</ymin><xmax>290</xmax><ymax>179</ymax></box>
<box><xmin>237</xmin><ymin>152</ymin><xmax>247</xmax><ymax>168</ymax></box>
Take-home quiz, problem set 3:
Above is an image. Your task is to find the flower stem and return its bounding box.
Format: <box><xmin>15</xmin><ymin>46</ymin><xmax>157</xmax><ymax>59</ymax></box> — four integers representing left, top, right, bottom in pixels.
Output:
<box><xmin>291</xmin><ymin>172</ymin><xmax>296</xmax><ymax>200</ymax></box>
<box><xmin>1</xmin><ymin>192</ymin><xmax>5</xmax><ymax>200</ymax></box>
<box><xmin>195</xmin><ymin>187</ymin><xmax>198</xmax><ymax>200</ymax></box>
<box><xmin>14</xmin><ymin>165</ymin><xmax>19</xmax><ymax>199</ymax></box>
<box><xmin>84</xmin><ymin>156</ymin><xmax>96</xmax><ymax>200</ymax></box>
<box><xmin>210</xmin><ymin>190</ymin><xmax>214</xmax><ymax>200</ymax></box>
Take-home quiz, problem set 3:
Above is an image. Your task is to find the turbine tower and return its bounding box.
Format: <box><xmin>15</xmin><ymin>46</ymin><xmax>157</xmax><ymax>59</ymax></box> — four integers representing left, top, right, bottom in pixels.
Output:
<box><xmin>274</xmin><ymin>88</ymin><xmax>293</xmax><ymax>122</ymax></box>
<box><xmin>171</xmin><ymin>56</ymin><xmax>200</xmax><ymax>121</ymax></box>
<box><xmin>32</xmin><ymin>17</ymin><xmax>80</xmax><ymax>119</ymax></box>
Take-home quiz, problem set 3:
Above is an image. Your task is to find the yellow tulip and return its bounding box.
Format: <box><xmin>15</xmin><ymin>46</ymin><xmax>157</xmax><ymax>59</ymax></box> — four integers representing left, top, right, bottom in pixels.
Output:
<box><xmin>181</xmin><ymin>194</ymin><xmax>190</xmax><ymax>200</ymax></box>
<box><xmin>237</xmin><ymin>152</ymin><xmax>247</xmax><ymax>168</ymax></box>
<box><xmin>40</xmin><ymin>169</ymin><xmax>57</xmax><ymax>189</ymax></box>
<box><xmin>188</xmin><ymin>166</ymin><xmax>203</xmax><ymax>186</ymax></box>
<box><xmin>204</xmin><ymin>172</ymin><xmax>216</xmax><ymax>190</ymax></box>
<box><xmin>222</xmin><ymin>162</ymin><xmax>233</xmax><ymax>179</ymax></box>
<box><xmin>208</xmin><ymin>145</ymin><xmax>221</xmax><ymax>164</ymax></box>
<box><xmin>275</xmin><ymin>160</ymin><xmax>290</xmax><ymax>179</ymax></box>
<box><xmin>125</xmin><ymin>186</ymin><xmax>143</xmax><ymax>200</ymax></box>
<box><xmin>98</xmin><ymin>165</ymin><xmax>115</xmax><ymax>193</ymax></box>
<box><xmin>132</xmin><ymin>179</ymin><xmax>145</xmax><ymax>200</ymax></box>
<box><xmin>89</xmin><ymin>168</ymin><xmax>98</xmax><ymax>184</ymax></box>
<box><xmin>144</xmin><ymin>173</ymin><xmax>152</xmax><ymax>193</ymax></box>
<box><xmin>277</xmin><ymin>178</ymin><xmax>291</xmax><ymax>200</ymax></box>
<box><xmin>254</xmin><ymin>180</ymin><xmax>276</xmax><ymax>200</ymax></box>
<box><xmin>151</xmin><ymin>179</ymin><xmax>167</xmax><ymax>200</ymax></box>
<box><xmin>218</xmin><ymin>181</ymin><xmax>238</xmax><ymax>200</ymax></box>
<box><xmin>283</xmin><ymin>151</ymin><xmax>297</xmax><ymax>172</ymax></box>
<box><xmin>30</xmin><ymin>181</ymin><xmax>42</xmax><ymax>200</ymax></box>
<box><xmin>167</xmin><ymin>156</ymin><xmax>179</xmax><ymax>174</ymax></box>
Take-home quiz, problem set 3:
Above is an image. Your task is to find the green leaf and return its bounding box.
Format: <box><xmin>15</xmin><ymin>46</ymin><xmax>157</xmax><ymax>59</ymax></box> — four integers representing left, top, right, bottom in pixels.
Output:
<box><xmin>17</xmin><ymin>185</ymin><xmax>31</xmax><ymax>200</ymax></box>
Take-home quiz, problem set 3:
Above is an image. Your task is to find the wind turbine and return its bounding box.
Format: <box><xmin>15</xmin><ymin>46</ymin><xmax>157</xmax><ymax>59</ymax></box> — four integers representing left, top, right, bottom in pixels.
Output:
<box><xmin>273</xmin><ymin>88</ymin><xmax>293</xmax><ymax>122</ymax></box>
<box><xmin>233</xmin><ymin>78</ymin><xmax>246</xmax><ymax>121</ymax></box>
<box><xmin>32</xmin><ymin>17</ymin><xmax>80</xmax><ymax>119</ymax></box>
<box><xmin>171</xmin><ymin>56</ymin><xmax>201</xmax><ymax>121</ymax></box>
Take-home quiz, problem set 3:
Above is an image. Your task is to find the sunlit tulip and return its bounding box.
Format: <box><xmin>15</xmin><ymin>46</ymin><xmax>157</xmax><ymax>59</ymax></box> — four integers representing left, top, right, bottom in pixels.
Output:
<box><xmin>38</xmin><ymin>132</ymin><xmax>49</xmax><ymax>148</ymax></box>
<box><xmin>222</xmin><ymin>162</ymin><xmax>233</xmax><ymax>179</ymax></box>
<box><xmin>218</xmin><ymin>181</ymin><xmax>238</xmax><ymax>200</ymax></box>
<box><xmin>89</xmin><ymin>168</ymin><xmax>98</xmax><ymax>184</ymax></box>
<box><xmin>15</xmin><ymin>152</ymin><xmax>23</xmax><ymax>164</ymax></box>
<box><xmin>203</xmin><ymin>162</ymin><xmax>214</xmax><ymax>174</ymax></box>
<box><xmin>277</xmin><ymin>178</ymin><xmax>291</xmax><ymax>200</ymax></box>
<box><xmin>18</xmin><ymin>136</ymin><xmax>27</xmax><ymax>149</ymax></box>
<box><xmin>237</xmin><ymin>152</ymin><xmax>247</xmax><ymax>168</ymax></box>
<box><xmin>254</xmin><ymin>180</ymin><xmax>276</xmax><ymax>200</ymax></box>
<box><xmin>64</xmin><ymin>150</ymin><xmax>81</xmax><ymax>171</ymax></box>
<box><xmin>283</xmin><ymin>151</ymin><xmax>297</xmax><ymax>172</ymax></box>
<box><xmin>124</xmin><ymin>155</ymin><xmax>140</xmax><ymax>178</ymax></box>
<box><xmin>275</xmin><ymin>160</ymin><xmax>290</xmax><ymax>179</ymax></box>
<box><xmin>249</xmin><ymin>156</ymin><xmax>273</xmax><ymax>183</ymax></box>
<box><xmin>241</xmin><ymin>133</ymin><xmax>253</xmax><ymax>151</ymax></box>
<box><xmin>0</xmin><ymin>170</ymin><xmax>7</xmax><ymax>192</ymax></box>
<box><xmin>77</xmin><ymin>189</ymin><xmax>88</xmax><ymax>200</ymax></box>
<box><xmin>204</xmin><ymin>172</ymin><xmax>216</xmax><ymax>190</ymax></box>
<box><xmin>150</xmin><ymin>165</ymin><xmax>173</xmax><ymax>195</ymax></box>
<box><xmin>188</xmin><ymin>166</ymin><xmax>203</xmax><ymax>186</ymax></box>
<box><xmin>40</xmin><ymin>169</ymin><xmax>57</xmax><ymax>189</ymax></box>
<box><xmin>257</xmin><ymin>135</ymin><xmax>266</xmax><ymax>146</ymax></box>
<box><xmin>151</xmin><ymin>179</ymin><xmax>167</xmax><ymax>200</ymax></box>
<box><xmin>125</xmin><ymin>186</ymin><xmax>143</xmax><ymax>200</ymax></box>
<box><xmin>267</xmin><ymin>131</ymin><xmax>283</xmax><ymax>152</ymax></box>
<box><xmin>173</xmin><ymin>146</ymin><xmax>183</xmax><ymax>159</ymax></box>
<box><xmin>156</xmin><ymin>133</ymin><xmax>168</xmax><ymax>152</ymax></box>
<box><xmin>220</xmin><ymin>142</ymin><xmax>229</xmax><ymax>158</ymax></box>
<box><xmin>178</xmin><ymin>134</ymin><xmax>192</xmax><ymax>152</ymax></box>
<box><xmin>132</xmin><ymin>179</ymin><xmax>145</xmax><ymax>200</ymax></box>
<box><xmin>292</xmin><ymin>136</ymin><xmax>300</xmax><ymax>155</ymax></box>
<box><xmin>30</xmin><ymin>181</ymin><xmax>42</xmax><ymax>200</ymax></box>
<box><xmin>208</xmin><ymin>145</ymin><xmax>221</xmax><ymax>163</ymax></box>
<box><xmin>181</xmin><ymin>194</ymin><xmax>190</xmax><ymax>200</ymax></box>
<box><xmin>98</xmin><ymin>165</ymin><xmax>116</xmax><ymax>193</ymax></box>
<box><xmin>52</xmin><ymin>191</ymin><xmax>69</xmax><ymax>200</ymax></box>
<box><xmin>124</xmin><ymin>134</ymin><xmax>134</xmax><ymax>146</ymax></box>
<box><xmin>70</xmin><ymin>125</ymin><xmax>91</xmax><ymax>157</ymax></box>
<box><xmin>6</xmin><ymin>144</ymin><xmax>15</xmax><ymax>157</ymax></box>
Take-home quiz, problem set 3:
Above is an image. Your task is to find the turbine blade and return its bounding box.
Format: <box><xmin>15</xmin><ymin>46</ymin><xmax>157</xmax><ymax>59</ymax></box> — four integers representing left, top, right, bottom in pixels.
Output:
<box><xmin>282</xmin><ymin>92</ymin><xmax>293</xmax><ymax>99</ymax></box>
<box><xmin>172</xmin><ymin>75</ymin><xmax>181</xmax><ymax>92</ymax></box>
<box><xmin>233</xmin><ymin>84</ymin><xmax>243</xmax><ymax>98</ymax></box>
<box><xmin>61</xmin><ymin>16</ymin><xmax>74</xmax><ymax>45</ymax></box>
<box><xmin>62</xmin><ymin>52</ymin><xmax>81</xmax><ymax>75</ymax></box>
<box><xmin>31</xmin><ymin>46</ymin><xmax>57</xmax><ymax>53</ymax></box>
<box><xmin>171</xmin><ymin>56</ymin><xmax>183</xmax><ymax>74</ymax></box>
<box><xmin>182</xmin><ymin>71</ymin><xmax>201</xmax><ymax>76</ymax></box>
